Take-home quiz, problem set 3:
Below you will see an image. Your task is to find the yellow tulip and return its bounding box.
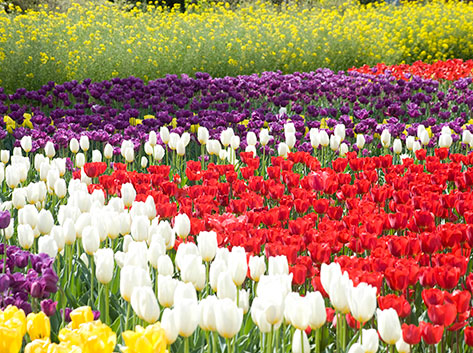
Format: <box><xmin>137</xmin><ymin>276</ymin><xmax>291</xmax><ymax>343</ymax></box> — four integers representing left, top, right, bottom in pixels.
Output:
<box><xmin>0</xmin><ymin>306</ymin><xmax>27</xmax><ymax>353</ymax></box>
<box><xmin>25</xmin><ymin>338</ymin><xmax>51</xmax><ymax>353</ymax></box>
<box><xmin>68</xmin><ymin>306</ymin><xmax>94</xmax><ymax>330</ymax></box>
<box><xmin>27</xmin><ymin>312</ymin><xmax>51</xmax><ymax>340</ymax></box>
<box><xmin>122</xmin><ymin>323</ymin><xmax>167</xmax><ymax>353</ymax></box>
<box><xmin>60</xmin><ymin>321</ymin><xmax>116</xmax><ymax>353</ymax></box>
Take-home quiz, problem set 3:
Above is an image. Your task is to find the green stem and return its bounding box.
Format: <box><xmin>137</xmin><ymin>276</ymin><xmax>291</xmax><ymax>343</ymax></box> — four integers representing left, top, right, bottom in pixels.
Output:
<box><xmin>125</xmin><ymin>300</ymin><xmax>131</xmax><ymax>331</ymax></box>
<box><xmin>104</xmin><ymin>283</ymin><xmax>110</xmax><ymax>325</ymax></box>
<box><xmin>267</xmin><ymin>325</ymin><xmax>274</xmax><ymax>353</ymax></box>
<box><xmin>184</xmin><ymin>336</ymin><xmax>190</xmax><ymax>353</ymax></box>
<box><xmin>212</xmin><ymin>331</ymin><xmax>218</xmax><ymax>353</ymax></box>
<box><xmin>226</xmin><ymin>337</ymin><xmax>232</xmax><ymax>353</ymax></box>
<box><xmin>301</xmin><ymin>329</ymin><xmax>305</xmax><ymax>353</ymax></box>
<box><xmin>89</xmin><ymin>255</ymin><xmax>95</xmax><ymax>307</ymax></box>
<box><xmin>315</xmin><ymin>328</ymin><xmax>322</xmax><ymax>353</ymax></box>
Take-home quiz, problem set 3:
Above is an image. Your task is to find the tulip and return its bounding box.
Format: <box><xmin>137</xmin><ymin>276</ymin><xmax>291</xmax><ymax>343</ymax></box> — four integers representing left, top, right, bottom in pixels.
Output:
<box><xmin>339</xmin><ymin>143</ymin><xmax>348</xmax><ymax>157</ymax></box>
<box><xmin>104</xmin><ymin>143</ymin><xmax>113</xmax><ymax>159</ymax></box>
<box><xmin>217</xmin><ymin>271</ymin><xmax>237</xmax><ymax>301</ymax></box>
<box><xmin>63</xmin><ymin>219</ymin><xmax>76</xmax><ymax>245</ymax></box>
<box><xmin>153</xmin><ymin>144</ymin><xmax>165</xmax><ymax>161</ymax></box>
<box><xmin>395</xmin><ymin>336</ymin><xmax>410</xmax><ymax>353</ymax></box>
<box><xmin>37</xmin><ymin>209</ymin><xmax>54</xmax><ymax>235</ymax></box>
<box><xmin>228</xmin><ymin>247</ymin><xmax>247</xmax><ymax>286</ymax></box>
<box><xmin>180</xmin><ymin>254</ymin><xmax>205</xmax><ymax>287</ymax></box>
<box><xmin>230</xmin><ymin>135</ymin><xmax>240</xmax><ymax>150</ymax></box>
<box><xmin>286</xmin><ymin>132</ymin><xmax>296</xmax><ymax>149</ymax></box>
<box><xmin>292</xmin><ymin>329</ymin><xmax>310</xmax><ymax>353</ymax></box>
<box><xmin>121</xmin><ymin>183</ymin><xmax>136</xmax><ymax>208</ymax></box>
<box><xmin>306</xmin><ymin>291</ymin><xmax>326</xmax><ymax>329</ymax></box>
<box><xmin>319</xmin><ymin>130</ymin><xmax>329</xmax><ymax>147</ymax></box>
<box><xmin>198</xmin><ymin>126</ymin><xmax>209</xmax><ymax>145</ymax></box>
<box><xmin>348</xmin><ymin>282</ymin><xmax>377</xmax><ymax>324</ymax></box>
<box><xmin>334</xmin><ymin>124</ymin><xmax>346</xmax><ymax>141</ymax></box>
<box><xmin>361</xmin><ymin>328</ymin><xmax>379</xmax><ymax>353</ymax></box>
<box><xmin>347</xmin><ymin>343</ymin><xmax>364</xmax><ymax>353</ymax></box>
<box><xmin>197</xmin><ymin>231</ymin><xmax>218</xmax><ymax>262</ymax></box>
<box><xmin>246</xmin><ymin>131</ymin><xmax>257</xmax><ymax>146</ymax></box>
<box><xmin>44</xmin><ymin>141</ymin><xmax>55</xmax><ymax>158</ymax></box>
<box><xmin>120</xmin><ymin>265</ymin><xmax>152</xmax><ymax>302</ymax></box>
<box><xmin>0</xmin><ymin>210</ymin><xmax>11</xmax><ymax>229</ymax></box>
<box><xmin>174</xmin><ymin>299</ymin><xmax>199</xmax><ymax>337</ymax></box>
<box><xmin>419</xmin><ymin>129</ymin><xmax>430</xmax><ymax>146</ymax></box>
<box><xmin>286</xmin><ymin>294</ymin><xmax>310</xmax><ymax>331</ymax></box>
<box><xmin>51</xmin><ymin>226</ymin><xmax>65</xmax><ymax>252</ymax></box>
<box><xmin>147</xmin><ymin>237</ymin><xmax>166</xmax><ymax>269</ymax></box>
<box><xmin>69</xmin><ymin>138</ymin><xmax>79</xmax><ymax>153</ymax></box>
<box><xmin>310</xmin><ymin>129</ymin><xmax>320</xmax><ymax>149</ymax></box>
<box><xmin>439</xmin><ymin>134</ymin><xmax>452</xmax><ymax>148</ymax></box>
<box><xmin>215</xmin><ymin>298</ymin><xmax>243</xmax><ymax>339</ymax></box>
<box><xmin>130</xmin><ymin>215</ymin><xmax>149</xmax><ymax>242</ymax></box>
<box><xmin>463</xmin><ymin>130</ymin><xmax>473</xmax><ymax>146</ymax></box>
<box><xmin>75</xmin><ymin>152</ymin><xmax>85</xmax><ymax>168</ymax></box>
<box><xmin>7</xmin><ymin>166</ymin><xmax>21</xmax><ymax>190</ymax></box>
<box><xmin>38</xmin><ymin>235</ymin><xmax>58</xmax><ymax>258</ymax></box>
<box><xmin>160</xmin><ymin>126</ymin><xmax>170</xmax><ymax>144</ymax></box>
<box><xmin>377</xmin><ymin>308</ymin><xmax>401</xmax><ymax>345</ymax></box>
<box><xmin>82</xmin><ymin>226</ymin><xmax>100</xmax><ymax>255</ymax></box>
<box><xmin>268</xmin><ymin>256</ymin><xmax>289</xmax><ymax>276</ymax></box>
<box><xmin>260</xmin><ymin>128</ymin><xmax>271</xmax><ymax>146</ymax></box>
<box><xmin>21</xmin><ymin>136</ymin><xmax>32</xmax><ymax>153</ymax></box>
<box><xmin>278</xmin><ymin>142</ymin><xmax>289</xmax><ymax>158</ymax></box>
<box><xmin>220</xmin><ymin>128</ymin><xmax>234</xmax><ymax>147</ymax></box>
<box><xmin>0</xmin><ymin>150</ymin><xmax>9</xmax><ymax>164</ymax></box>
<box><xmin>94</xmin><ymin>248</ymin><xmax>114</xmax><ymax>284</ymax></box>
<box><xmin>393</xmin><ymin>138</ymin><xmax>402</xmax><ymax>154</ymax></box>
<box><xmin>249</xmin><ymin>255</ymin><xmax>266</xmax><ymax>282</ymax></box>
<box><xmin>157</xmin><ymin>254</ymin><xmax>174</xmax><ymax>276</ymax></box>
<box><xmin>174</xmin><ymin>213</ymin><xmax>191</xmax><ymax>240</ymax></box>
<box><xmin>80</xmin><ymin>135</ymin><xmax>90</xmax><ymax>152</ymax></box>
<box><xmin>158</xmin><ymin>275</ymin><xmax>178</xmax><ymax>308</ymax></box>
<box><xmin>54</xmin><ymin>179</ymin><xmax>67</xmax><ymax>199</ymax></box>
<box><xmin>130</xmin><ymin>286</ymin><xmax>160</xmax><ymax>324</ymax></box>
<box><xmin>381</xmin><ymin>129</ymin><xmax>391</xmax><ymax>148</ymax></box>
<box><xmin>245</xmin><ymin>144</ymin><xmax>256</xmax><ymax>157</ymax></box>
<box><xmin>329</xmin><ymin>271</ymin><xmax>352</xmax><ymax>314</ymax></box>
<box><xmin>124</xmin><ymin>241</ymin><xmax>148</xmax><ymax>269</ymax></box>
<box><xmin>330</xmin><ymin>134</ymin><xmax>341</xmax><ymax>151</ymax></box>
<box><xmin>161</xmin><ymin>308</ymin><xmax>178</xmax><ymax>344</ymax></box>
<box><xmin>18</xmin><ymin>224</ymin><xmax>34</xmax><ymax>249</ymax></box>
<box><xmin>210</xmin><ymin>259</ymin><xmax>227</xmax><ymax>292</ymax></box>
<box><xmin>176</xmin><ymin>139</ymin><xmax>186</xmax><ymax>156</ymax></box>
<box><xmin>199</xmin><ymin>295</ymin><xmax>218</xmax><ymax>331</ymax></box>
<box><xmin>27</xmin><ymin>311</ymin><xmax>50</xmax><ymax>340</ymax></box>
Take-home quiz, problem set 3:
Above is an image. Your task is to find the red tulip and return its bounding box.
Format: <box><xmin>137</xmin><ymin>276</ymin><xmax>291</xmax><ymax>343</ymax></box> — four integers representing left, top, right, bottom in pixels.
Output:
<box><xmin>427</xmin><ymin>303</ymin><xmax>457</xmax><ymax>326</ymax></box>
<box><xmin>402</xmin><ymin>323</ymin><xmax>421</xmax><ymax>345</ymax></box>
<box><xmin>464</xmin><ymin>326</ymin><xmax>473</xmax><ymax>346</ymax></box>
<box><xmin>420</xmin><ymin>322</ymin><xmax>444</xmax><ymax>345</ymax></box>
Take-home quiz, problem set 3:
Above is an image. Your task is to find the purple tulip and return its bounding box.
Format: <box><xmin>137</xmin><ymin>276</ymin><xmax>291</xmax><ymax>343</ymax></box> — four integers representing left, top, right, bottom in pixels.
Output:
<box><xmin>0</xmin><ymin>211</ymin><xmax>10</xmax><ymax>229</ymax></box>
<box><xmin>40</xmin><ymin>299</ymin><xmax>58</xmax><ymax>317</ymax></box>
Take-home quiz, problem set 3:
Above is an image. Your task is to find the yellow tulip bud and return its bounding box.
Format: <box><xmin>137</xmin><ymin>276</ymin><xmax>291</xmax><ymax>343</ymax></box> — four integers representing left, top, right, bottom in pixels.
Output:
<box><xmin>27</xmin><ymin>312</ymin><xmax>51</xmax><ymax>340</ymax></box>
<box><xmin>68</xmin><ymin>306</ymin><xmax>94</xmax><ymax>330</ymax></box>
<box><xmin>25</xmin><ymin>338</ymin><xmax>51</xmax><ymax>353</ymax></box>
<box><xmin>122</xmin><ymin>323</ymin><xmax>167</xmax><ymax>353</ymax></box>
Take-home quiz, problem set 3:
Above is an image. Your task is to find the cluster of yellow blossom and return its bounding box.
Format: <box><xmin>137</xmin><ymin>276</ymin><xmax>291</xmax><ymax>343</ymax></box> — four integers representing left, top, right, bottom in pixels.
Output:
<box><xmin>0</xmin><ymin>0</ymin><xmax>472</xmax><ymax>92</ymax></box>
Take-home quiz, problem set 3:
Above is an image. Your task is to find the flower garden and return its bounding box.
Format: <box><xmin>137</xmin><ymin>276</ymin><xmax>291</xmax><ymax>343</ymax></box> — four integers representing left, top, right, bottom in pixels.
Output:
<box><xmin>2</xmin><ymin>1</ymin><xmax>473</xmax><ymax>353</ymax></box>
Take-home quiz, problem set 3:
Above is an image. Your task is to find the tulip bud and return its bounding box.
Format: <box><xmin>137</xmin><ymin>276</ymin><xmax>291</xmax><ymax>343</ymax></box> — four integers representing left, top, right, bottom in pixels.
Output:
<box><xmin>393</xmin><ymin>138</ymin><xmax>402</xmax><ymax>155</ymax></box>
<box><xmin>199</xmin><ymin>295</ymin><xmax>218</xmax><ymax>331</ymax></box>
<box><xmin>278</xmin><ymin>142</ymin><xmax>289</xmax><ymax>158</ymax></box>
<box><xmin>220</xmin><ymin>128</ymin><xmax>234</xmax><ymax>148</ymax></box>
<box><xmin>121</xmin><ymin>183</ymin><xmax>136</xmax><ymax>208</ymax></box>
<box><xmin>37</xmin><ymin>209</ymin><xmax>54</xmax><ymax>235</ymax></box>
<box><xmin>63</xmin><ymin>219</ymin><xmax>76</xmax><ymax>245</ymax></box>
<box><xmin>79</xmin><ymin>135</ymin><xmax>90</xmax><ymax>152</ymax></box>
<box><xmin>334</xmin><ymin>124</ymin><xmax>346</xmax><ymax>141</ymax></box>
<box><xmin>319</xmin><ymin>130</ymin><xmax>329</xmax><ymax>147</ymax></box>
<box><xmin>26</xmin><ymin>311</ymin><xmax>51</xmax><ymax>340</ymax></box>
<box><xmin>70</xmin><ymin>138</ymin><xmax>79</xmax><ymax>153</ymax></box>
<box><xmin>198</xmin><ymin>126</ymin><xmax>209</xmax><ymax>145</ymax></box>
<box><xmin>82</xmin><ymin>225</ymin><xmax>100</xmax><ymax>255</ymax></box>
<box><xmin>260</xmin><ymin>129</ymin><xmax>270</xmax><ymax>146</ymax></box>
<box><xmin>144</xmin><ymin>142</ymin><xmax>153</xmax><ymax>156</ymax></box>
<box><xmin>215</xmin><ymin>298</ymin><xmax>243</xmax><ymax>339</ymax></box>
<box><xmin>160</xmin><ymin>126</ymin><xmax>170</xmax><ymax>144</ymax></box>
<box><xmin>246</xmin><ymin>132</ymin><xmax>257</xmax><ymax>146</ymax></box>
<box><xmin>0</xmin><ymin>150</ymin><xmax>9</xmax><ymax>164</ymax></box>
<box><xmin>286</xmin><ymin>132</ymin><xmax>296</xmax><ymax>149</ymax></box>
<box><xmin>463</xmin><ymin>130</ymin><xmax>472</xmax><ymax>146</ymax></box>
<box><xmin>38</xmin><ymin>235</ymin><xmax>58</xmax><ymax>258</ymax></box>
<box><xmin>168</xmin><ymin>133</ymin><xmax>180</xmax><ymax>151</ymax></box>
<box><xmin>18</xmin><ymin>224</ymin><xmax>34</xmax><ymax>249</ymax></box>
<box><xmin>229</xmin><ymin>247</ymin><xmax>247</xmax><ymax>286</ymax></box>
<box><xmin>120</xmin><ymin>265</ymin><xmax>152</xmax><ymax>302</ymax></box>
<box><xmin>377</xmin><ymin>308</ymin><xmax>401</xmax><ymax>345</ymax></box>
<box><xmin>268</xmin><ymin>256</ymin><xmax>289</xmax><ymax>276</ymax></box>
<box><xmin>12</xmin><ymin>188</ymin><xmax>26</xmax><ymax>209</ymax></box>
<box><xmin>124</xmin><ymin>147</ymin><xmax>134</xmax><ymax>163</ymax></box>
<box><xmin>6</xmin><ymin>165</ymin><xmax>20</xmax><ymax>189</ymax></box>
<box><xmin>44</xmin><ymin>141</ymin><xmax>55</xmax><ymax>158</ymax></box>
<box><xmin>217</xmin><ymin>271</ymin><xmax>237</xmax><ymax>301</ymax></box>
<box><xmin>230</xmin><ymin>135</ymin><xmax>240</xmax><ymax>150</ymax></box>
<box><xmin>91</xmin><ymin>149</ymin><xmax>102</xmax><ymax>163</ymax></box>
<box><xmin>356</xmin><ymin>134</ymin><xmax>365</xmax><ymax>149</ymax></box>
<box><xmin>94</xmin><ymin>248</ymin><xmax>114</xmax><ymax>284</ymax></box>
<box><xmin>21</xmin><ymin>136</ymin><xmax>32</xmax><ymax>153</ymax></box>
<box><xmin>419</xmin><ymin>130</ymin><xmax>430</xmax><ymax>146</ymax></box>
<box><xmin>439</xmin><ymin>134</ymin><xmax>452</xmax><ymax>148</ymax></box>
<box><xmin>292</xmin><ymin>329</ymin><xmax>310</xmax><ymax>353</ymax></box>
<box><xmin>176</xmin><ymin>139</ymin><xmax>186</xmax><ymax>156</ymax></box>
<box><xmin>131</xmin><ymin>215</ymin><xmax>149</xmax><ymax>242</ymax></box>
<box><xmin>174</xmin><ymin>213</ymin><xmax>191</xmax><ymax>240</ymax></box>
<box><xmin>104</xmin><ymin>143</ymin><xmax>113</xmax><ymax>159</ymax></box>
<box><xmin>339</xmin><ymin>143</ymin><xmax>348</xmax><ymax>157</ymax></box>
<box><xmin>153</xmin><ymin>144</ymin><xmax>165</xmax><ymax>161</ymax></box>
<box><xmin>161</xmin><ymin>308</ymin><xmax>178</xmax><ymax>344</ymax></box>
<box><xmin>395</xmin><ymin>336</ymin><xmax>411</xmax><ymax>353</ymax></box>
<box><xmin>148</xmin><ymin>131</ymin><xmax>157</xmax><ymax>147</ymax></box>
<box><xmin>347</xmin><ymin>343</ymin><xmax>364</xmax><ymax>353</ymax></box>
<box><xmin>158</xmin><ymin>255</ymin><xmax>174</xmax><ymax>276</ymax></box>
<box><xmin>174</xmin><ymin>299</ymin><xmax>199</xmax><ymax>337</ymax></box>
<box><xmin>158</xmin><ymin>275</ymin><xmax>178</xmax><ymax>308</ymax></box>
<box><xmin>412</xmin><ymin>141</ymin><xmax>422</xmax><ymax>153</ymax></box>
<box><xmin>198</xmin><ymin>231</ymin><xmax>218</xmax><ymax>262</ymax></box>
<box><xmin>249</xmin><ymin>256</ymin><xmax>266</xmax><ymax>282</ymax></box>
<box><xmin>330</xmin><ymin>134</ymin><xmax>341</xmax><ymax>151</ymax></box>
<box><xmin>306</xmin><ymin>291</ymin><xmax>326</xmax><ymax>329</ymax></box>
<box><xmin>210</xmin><ymin>259</ymin><xmax>227</xmax><ymax>292</ymax></box>
<box><xmin>51</xmin><ymin>225</ymin><xmax>65</xmax><ymax>252</ymax></box>
<box><xmin>76</xmin><ymin>153</ymin><xmax>85</xmax><ymax>168</ymax></box>
<box><xmin>381</xmin><ymin>129</ymin><xmax>391</xmax><ymax>148</ymax></box>
<box><xmin>361</xmin><ymin>328</ymin><xmax>379</xmax><ymax>353</ymax></box>
<box><xmin>245</xmin><ymin>144</ymin><xmax>256</xmax><ymax>157</ymax></box>
<box><xmin>54</xmin><ymin>179</ymin><xmax>67</xmax><ymax>199</ymax></box>
<box><xmin>131</xmin><ymin>286</ymin><xmax>160</xmax><ymax>324</ymax></box>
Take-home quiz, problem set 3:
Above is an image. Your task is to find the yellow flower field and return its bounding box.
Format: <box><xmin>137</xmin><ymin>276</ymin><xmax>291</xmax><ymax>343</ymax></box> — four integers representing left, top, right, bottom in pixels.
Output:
<box><xmin>0</xmin><ymin>0</ymin><xmax>473</xmax><ymax>92</ymax></box>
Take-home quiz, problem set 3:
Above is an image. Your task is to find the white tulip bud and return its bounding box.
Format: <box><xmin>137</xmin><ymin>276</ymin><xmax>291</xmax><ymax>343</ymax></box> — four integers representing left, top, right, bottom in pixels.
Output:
<box><xmin>104</xmin><ymin>143</ymin><xmax>113</xmax><ymax>159</ymax></box>
<box><xmin>70</xmin><ymin>138</ymin><xmax>79</xmax><ymax>153</ymax></box>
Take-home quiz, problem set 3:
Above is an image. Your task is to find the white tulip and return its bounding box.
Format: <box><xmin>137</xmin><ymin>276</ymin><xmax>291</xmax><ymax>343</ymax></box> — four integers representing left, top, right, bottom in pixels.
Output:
<box><xmin>319</xmin><ymin>130</ymin><xmax>329</xmax><ymax>147</ymax></box>
<box><xmin>361</xmin><ymin>328</ymin><xmax>379</xmax><ymax>353</ymax></box>
<box><xmin>157</xmin><ymin>255</ymin><xmax>174</xmax><ymax>276</ymax></box>
<box><xmin>37</xmin><ymin>209</ymin><xmax>54</xmax><ymax>235</ymax></box>
<box><xmin>292</xmin><ymin>329</ymin><xmax>310</xmax><ymax>353</ymax></box>
<box><xmin>260</xmin><ymin>129</ymin><xmax>271</xmax><ymax>146</ymax></box>
<box><xmin>198</xmin><ymin>231</ymin><xmax>218</xmax><ymax>262</ymax></box>
<box><xmin>268</xmin><ymin>256</ymin><xmax>289</xmax><ymax>276</ymax></box>
<box><xmin>306</xmin><ymin>291</ymin><xmax>326</xmax><ymax>329</ymax></box>
<box><xmin>158</xmin><ymin>275</ymin><xmax>178</xmax><ymax>308</ymax></box>
<box><xmin>20</xmin><ymin>136</ymin><xmax>32</xmax><ymax>153</ymax></box>
<box><xmin>161</xmin><ymin>308</ymin><xmax>178</xmax><ymax>344</ymax></box>
<box><xmin>153</xmin><ymin>145</ymin><xmax>165</xmax><ymax>161</ymax></box>
<box><xmin>38</xmin><ymin>235</ymin><xmax>58</xmax><ymax>258</ymax></box>
<box><xmin>198</xmin><ymin>126</ymin><xmax>209</xmax><ymax>145</ymax></box>
<box><xmin>131</xmin><ymin>286</ymin><xmax>160</xmax><ymax>324</ymax></box>
<box><xmin>174</xmin><ymin>299</ymin><xmax>199</xmax><ymax>337</ymax></box>
<box><xmin>94</xmin><ymin>248</ymin><xmax>114</xmax><ymax>284</ymax></box>
<box><xmin>121</xmin><ymin>183</ymin><xmax>136</xmax><ymax>208</ymax></box>
<box><xmin>79</xmin><ymin>135</ymin><xmax>90</xmax><ymax>152</ymax></box>
<box><xmin>44</xmin><ymin>141</ymin><xmax>55</xmax><ymax>158</ymax></box>
<box><xmin>18</xmin><ymin>224</ymin><xmax>34</xmax><ymax>249</ymax></box>
<box><xmin>120</xmin><ymin>265</ymin><xmax>152</xmax><ymax>302</ymax></box>
<box><xmin>82</xmin><ymin>225</ymin><xmax>100</xmax><ymax>255</ymax></box>
<box><xmin>160</xmin><ymin>126</ymin><xmax>170</xmax><ymax>144</ymax></box>
<box><xmin>249</xmin><ymin>255</ymin><xmax>266</xmax><ymax>282</ymax></box>
<box><xmin>173</xmin><ymin>213</ymin><xmax>191</xmax><ymax>240</ymax></box>
<box><xmin>376</xmin><ymin>308</ymin><xmax>401</xmax><ymax>345</ymax></box>
<box><xmin>70</xmin><ymin>138</ymin><xmax>79</xmax><ymax>154</ymax></box>
<box><xmin>149</xmin><ymin>131</ymin><xmax>157</xmax><ymax>147</ymax></box>
<box><xmin>278</xmin><ymin>142</ymin><xmax>289</xmax><ymax>158</ymax></box>
<box><xmin>104</xmin><ymin>143</ymin><xmax>113</xmax><ymax>159</ymax></box>
<box><xmin>215</xmin><ymin>298</ymin><xmax>243</xmax><ymax>338</ymax></box>
<box><xmin>380</xmin><ymin>129</ymin><xmax>391</xmax><ymax>148</ymax></box>
<box><xmin>393</xmin><ymin>138</ymin><xmax>402</xmax><ymax>155</ymax></box>
<box><xmin>0</xmin><ymin>150</ymin><xmax>9</xmax><ymax>164</ymax></box>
